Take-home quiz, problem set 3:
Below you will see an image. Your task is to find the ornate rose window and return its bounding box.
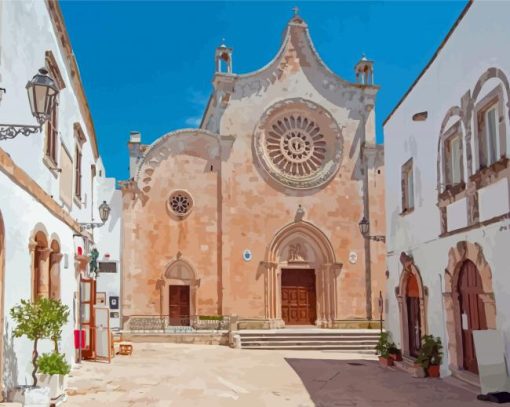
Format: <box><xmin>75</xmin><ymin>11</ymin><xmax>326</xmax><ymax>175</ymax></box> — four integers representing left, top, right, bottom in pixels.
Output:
<box><xmin>168</xmin><ymin>190</ymin><xmax>193</xmax><ymax>217</ymax></box>
<box><xmin>254</xmin><ymin>99</ymin><xmax>342</xmax><ymax>189</ymax></box>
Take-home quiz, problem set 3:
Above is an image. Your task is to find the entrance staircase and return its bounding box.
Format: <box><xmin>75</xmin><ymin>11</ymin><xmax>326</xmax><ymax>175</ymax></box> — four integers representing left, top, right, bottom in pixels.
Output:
<box><xmin>238</xmin><ymin>329</ymin><xmax>380</xmax><ymax>352</ymax></box>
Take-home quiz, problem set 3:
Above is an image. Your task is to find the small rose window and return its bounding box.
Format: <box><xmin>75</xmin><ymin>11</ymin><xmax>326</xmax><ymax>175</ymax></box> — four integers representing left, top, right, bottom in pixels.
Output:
<box><xmin>168</xmin><ymin>190</ymin><xmax>193</xmax><ymax>217</ymax></box>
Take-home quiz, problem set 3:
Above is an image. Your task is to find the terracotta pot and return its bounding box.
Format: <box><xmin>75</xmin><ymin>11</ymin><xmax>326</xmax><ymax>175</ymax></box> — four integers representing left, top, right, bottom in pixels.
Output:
<box><xmin>412</xmin><ymin>363</ymin><xmax>426</xmax><ymax>378</ymax></box>
<box><xmin>427</xmin><ymin>365</ymin><xmax>440</xmax><ymax>378</ymax></box>
<box><xmin>389</xmin><ymin>351</ymin><xmax>402</xmax><ymax>362</ymax></box>
<box><xmin>378</xmin><ymin>356</ymin><xmax>394</xmax><ymax>367</ymax></box>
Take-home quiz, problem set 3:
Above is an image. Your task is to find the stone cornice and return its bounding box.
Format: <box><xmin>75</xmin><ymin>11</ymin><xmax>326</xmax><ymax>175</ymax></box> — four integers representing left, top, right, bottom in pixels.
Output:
<box><xmin>0</xmin><ymin>147</ymin><xmax>92</xmax><ymax>239</ymax></box>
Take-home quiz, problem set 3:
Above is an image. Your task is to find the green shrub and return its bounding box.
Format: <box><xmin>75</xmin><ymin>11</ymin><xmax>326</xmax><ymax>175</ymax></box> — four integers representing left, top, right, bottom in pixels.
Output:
<box><xmin>37</xmin><ymin>352</ymin><xmax>71</xmax><ymax>376</ymax></box>
<box><xmin>198</xmin><ymin>315</ymin><xmax>224</xmax><ymax>321</ymax></box>
<box><xmin>375</xmin><ymin>331</ymin><xmax>395</xmax><ymax>358</ymax></box>
<box><xmin>416</xmin><ymin>335</ymin><xmax>443</xmax><ymax>369</ymax></box>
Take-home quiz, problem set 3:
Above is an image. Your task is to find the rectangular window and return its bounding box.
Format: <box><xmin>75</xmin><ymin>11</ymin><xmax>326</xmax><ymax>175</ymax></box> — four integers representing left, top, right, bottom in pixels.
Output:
<box><xmin>446</xmin><ymin>133</ymin><xmax>463</xmax><ymax>186</ymax></box>
<box><xmin>45</xmin><ymin>97</ymin><xmax>58</xmax><ymax>163</ymax></box>
<box><xmin>402</xmin><ymin>159</ymin><xmax>414</xmax><ymax>212</ymax></box>
<box><xmin>485</xmin><ymin>106</ymin><xmax>499</xmax><ymax>165</ymax></box>
<box><xmin>75</xmin><ymin>146</ymin><xmax>82</xmax><ymax>200</ymax></box>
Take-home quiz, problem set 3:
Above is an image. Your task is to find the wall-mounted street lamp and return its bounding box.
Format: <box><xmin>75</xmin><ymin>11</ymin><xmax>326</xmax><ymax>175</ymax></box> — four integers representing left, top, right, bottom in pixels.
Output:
<box><xmin>79</xmin><ymin>201</ymin><xmax>111</xmax><ymax>231</ymax></box>
<box><xmin>358</xmin><ymin>216</ymin><xmax>386</xmax><ymax>243</ymax></box>
<box><xmin>0</xmin><ymin>68</ymin><xmax>59</xmax><ymax>140</ymax></box>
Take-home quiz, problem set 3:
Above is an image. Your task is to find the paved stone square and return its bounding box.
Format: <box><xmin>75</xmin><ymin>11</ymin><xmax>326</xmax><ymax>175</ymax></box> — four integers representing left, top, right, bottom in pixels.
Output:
<box><xmin>66</xmin><ymin>343</ymin><xmax>486</xmax><ymax>406</ymax></box>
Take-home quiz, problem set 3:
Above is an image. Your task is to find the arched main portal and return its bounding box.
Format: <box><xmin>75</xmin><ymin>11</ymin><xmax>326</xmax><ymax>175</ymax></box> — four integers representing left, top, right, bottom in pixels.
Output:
<box><xmin>263</xmin><ymin>221</ymin><xmax>342</xmax><ymax>328</ymax></box>
<box><xmin>444</xmin><ymin>242</ymin><xmax>496</xmax><ymax>375</ymax></box>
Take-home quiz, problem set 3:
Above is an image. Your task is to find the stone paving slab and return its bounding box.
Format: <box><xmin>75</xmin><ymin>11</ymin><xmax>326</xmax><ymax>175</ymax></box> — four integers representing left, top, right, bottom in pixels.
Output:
<box><xmin>66</xmin><ymin>343</ymin><xmax>486</xmax><ymax>406</ymax></box>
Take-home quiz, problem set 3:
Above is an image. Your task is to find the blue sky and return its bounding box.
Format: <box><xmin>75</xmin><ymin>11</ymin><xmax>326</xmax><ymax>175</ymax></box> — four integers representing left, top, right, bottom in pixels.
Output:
<box><xmin>60</xmin><ymin>1</ymin><xmax>467</xmax><ymax>182</ymax></box>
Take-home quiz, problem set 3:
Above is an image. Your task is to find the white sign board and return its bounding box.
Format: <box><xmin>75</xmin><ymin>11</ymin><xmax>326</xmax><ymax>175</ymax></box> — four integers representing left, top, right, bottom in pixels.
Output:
<box><xmin>473</xmin><ymin>330</ymin><xmax>510</xmax><ymax>394</ymax></box>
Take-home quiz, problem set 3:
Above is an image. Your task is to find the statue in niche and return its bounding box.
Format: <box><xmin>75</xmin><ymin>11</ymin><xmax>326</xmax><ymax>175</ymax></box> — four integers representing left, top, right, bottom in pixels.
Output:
<box><xmin>288</xmin><ymin>243</ymin><xmax>305</xmax><ymax>262</ymax></box>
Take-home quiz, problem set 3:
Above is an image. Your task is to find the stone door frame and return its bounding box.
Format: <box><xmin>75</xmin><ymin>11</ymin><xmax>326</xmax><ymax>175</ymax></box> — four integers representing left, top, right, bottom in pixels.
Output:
<box><xmin>396</xmin><ymin>252</ymin><xmax>428</xmax><ymax>358</ymax></box>
<box><xmin>159</xmin><ymin>258</ymin><xmax>199</xmax><ymax>320</ymax></box>
<box><xmin>443</xmin><ymin>241</ymin><xmax>497</xmax><ymax>374</ymax></box>
<box><xmin>261</xmin><ymin>220</ymin><xmax>342</xmax><ymax>328</ymax></box>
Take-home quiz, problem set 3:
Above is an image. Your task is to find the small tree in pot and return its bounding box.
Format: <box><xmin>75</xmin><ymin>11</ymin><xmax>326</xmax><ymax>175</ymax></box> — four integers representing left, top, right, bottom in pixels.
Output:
<box><xmin>375</xmin><ymin>332</ymin><xmax>394</xmax><ymax>367</ymax></box>
<box><xmin>416</xmin><ymin>335</ymin><xmax>443</xmax><ymax>378</ymax></box>
<box><xmin>10</xmin><ymin>299</ymin><xmax>53</xmax><ymax>387</ymax></box>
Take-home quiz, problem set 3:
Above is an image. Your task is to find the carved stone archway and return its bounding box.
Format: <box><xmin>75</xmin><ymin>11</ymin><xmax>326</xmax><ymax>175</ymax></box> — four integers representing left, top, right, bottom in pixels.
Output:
<box><xmin>262</xmin><ymin>220</ymin><xmax>342</xmax><ymax>328</ymax></box>
<box><xmin>158</xmin><ymin>257</ymin><xmax>200</xmax><ymax>319</ymax></box>
<box><xmin>396</xmin><ymin>252</ymin><xmax>428</xmax><ymax>357</ymax></box>
<box><xmin>443</xmin><ymin>241</ymin><xmax>496</xmax><ymax>373</ymax></box>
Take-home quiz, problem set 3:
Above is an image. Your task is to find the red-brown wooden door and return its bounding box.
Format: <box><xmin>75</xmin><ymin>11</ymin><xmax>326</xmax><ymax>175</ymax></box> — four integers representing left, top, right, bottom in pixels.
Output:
<box><xmin>281</xmin><ymin>269</ymin><xmax>316</xmax><ymax>325</ymax></box>
<box><xmin>458</xmin><ymin>260</ymin><xmax>487</xmax><ymax>375</ymax></box>
<box><xmin>169</xmin><ymin>285</ymin><xmax>190</xmax><ymax>326</ymax></box>
<box><xmin>406</xmin><ymin>273</ymin><xmax>421</xmax><ymax>357</ymax></box>
<box><xmin>80</xmin><ymin>277</ymin><xmax>96</xmax><ymax>360</ymax></box>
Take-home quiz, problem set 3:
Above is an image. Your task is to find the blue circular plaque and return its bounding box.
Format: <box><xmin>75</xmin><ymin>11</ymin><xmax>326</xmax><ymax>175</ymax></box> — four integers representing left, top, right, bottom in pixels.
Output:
<box><xmin>242</xmin><ymin>249</ymin><xmax>252</xmax><ymax>262</ymax></box>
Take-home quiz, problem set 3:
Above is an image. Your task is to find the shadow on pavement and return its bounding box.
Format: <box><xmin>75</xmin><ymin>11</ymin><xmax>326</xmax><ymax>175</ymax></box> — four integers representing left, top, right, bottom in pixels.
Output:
<box><xmin>285</xmin><ymin>358</ymin><xmax>486</xmax><ymax>407</ymax></box>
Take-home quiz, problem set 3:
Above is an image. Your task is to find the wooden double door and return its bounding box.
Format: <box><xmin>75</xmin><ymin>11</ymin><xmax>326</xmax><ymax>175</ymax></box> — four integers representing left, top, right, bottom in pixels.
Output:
<box><xmin>281</xmin><ymin>269</ymin><xmax>316</xmax><ymax>325</ymax></box>
<box><xmin>458</xmin><ymin>260</ymin><xmax>487</xmax><ymax>375</ymax></box>
<box><xmin>169</xmin><ymin>285</ymin><xmax>190</xmax><ymax>326</ymax></box>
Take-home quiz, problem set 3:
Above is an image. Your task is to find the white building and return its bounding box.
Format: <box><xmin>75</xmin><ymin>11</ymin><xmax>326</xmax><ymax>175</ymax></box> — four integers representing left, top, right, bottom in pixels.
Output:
<box><xmin>0</xmin><ymin>0</ymin><xmax>120</xmax><ymax>399</ymax></box>
<box><xmin>384</xmin><ymin>1</ymin><xmax>510</xmax><ymax>384</ymax></box>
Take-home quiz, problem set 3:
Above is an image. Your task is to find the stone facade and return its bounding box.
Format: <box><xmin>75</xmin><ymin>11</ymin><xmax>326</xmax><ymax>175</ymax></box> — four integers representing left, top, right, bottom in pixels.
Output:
<box><xmin>121</xmin><ymin>14</ymin><xmax>386</xmax><ymax>329</ymax></box>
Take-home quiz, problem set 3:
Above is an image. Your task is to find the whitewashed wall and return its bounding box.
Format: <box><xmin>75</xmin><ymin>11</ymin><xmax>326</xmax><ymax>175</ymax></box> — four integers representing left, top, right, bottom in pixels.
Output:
<box><xmin>0</xmin><ymin>0</ymin><xmax>117</xmax><ymax>395</ymax></box>
<box><xmin>94</xmin><ymin>173</ymin><xmax>122</xmax><ymax>329</ymax></box>
<box><xmin>384</xmin><ymin>1</ymin><xmax>510</xmax><ymax>376</ymax></box>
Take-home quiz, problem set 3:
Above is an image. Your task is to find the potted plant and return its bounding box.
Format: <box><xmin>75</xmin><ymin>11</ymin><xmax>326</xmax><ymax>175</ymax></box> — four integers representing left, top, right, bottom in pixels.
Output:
<box><xmin>36</xmin><ymin>352</ymin><xmax>71</xmax><ymax>401</ymax></box>
<box><xmin>416</xmin><ymin>335</ymin><xmax>443</xmax><ymax>378</ymax></box>
<box><xmin>10</xmin><ymin>299</ymin><xmax>53</xmax><ymax>387</ymax></box>
<box><xmin>375</xmin><ymin>332</ymin><xmax>394</xmax><ymax>367</ymax></box>
<box><xmin>388</xmin><ymin>344</ymin><xmax>402</xmax><ymax>362</ymax></box>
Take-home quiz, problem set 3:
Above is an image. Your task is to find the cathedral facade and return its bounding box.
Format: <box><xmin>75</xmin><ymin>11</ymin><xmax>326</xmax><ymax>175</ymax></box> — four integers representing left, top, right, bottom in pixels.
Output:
<box><xmin>121</xmin><ymin>13</ymin><xmax>386</xmax><ymax>329</ymax></box>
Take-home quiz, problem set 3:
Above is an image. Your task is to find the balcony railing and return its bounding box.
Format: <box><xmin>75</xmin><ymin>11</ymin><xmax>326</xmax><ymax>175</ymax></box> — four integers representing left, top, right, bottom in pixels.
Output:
<box><xmin>125</xmin><ymin>315</ymin><xmax>231</xmax><ymax>333</ymax></box>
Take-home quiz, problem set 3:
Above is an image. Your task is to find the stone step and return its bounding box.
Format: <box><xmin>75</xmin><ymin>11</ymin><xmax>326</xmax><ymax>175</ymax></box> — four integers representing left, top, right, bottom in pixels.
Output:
<box><xmin>241</xmin><ymin>345</ymin><xmax>377</xmax><ymax>352</ymax></box>
<box><xmin>241</xmin><ymin>338</ymin><xmax>377</xmax><ymax>346</ymax></box>
<box><xmin>239</xmin><ymin>335</ymin><xmax>379</xmax><ymax>341</ymax></box>
<box><xmin>239</xmin><ymin>332</ymin><xmax>381</xmax><ymax>337</ymax></box>
<box><xmin>242</xmin><ymin>343</ymin><xmax>377</xmax><ymax>349</ymax></box>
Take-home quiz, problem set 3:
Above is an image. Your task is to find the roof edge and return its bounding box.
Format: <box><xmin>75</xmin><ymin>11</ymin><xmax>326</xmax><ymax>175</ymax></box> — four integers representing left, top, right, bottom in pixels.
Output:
<box><xmin>45</xmin><ymin>0</ymin><xmax>100</xmax><ymax>160</ymax></box>
<box><xmin>383</xmin><ymin>0</ymin><xmax>473</xmax><ymax>126</ymax></box>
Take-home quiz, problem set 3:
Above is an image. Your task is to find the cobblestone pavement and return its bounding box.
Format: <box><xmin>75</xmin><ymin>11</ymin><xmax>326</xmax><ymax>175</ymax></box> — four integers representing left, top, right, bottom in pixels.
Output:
<box><xmin>66</xmin><ymin>343</ymin><xmax>485</xmax><ymax>406</ymax></box>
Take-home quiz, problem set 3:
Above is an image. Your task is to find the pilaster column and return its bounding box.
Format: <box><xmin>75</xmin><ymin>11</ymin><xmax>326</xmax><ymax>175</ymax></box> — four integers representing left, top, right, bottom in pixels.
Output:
<box><xmin>49</xmin><ymin>252</ymin><xmax>63</xmax><ymax>300</ymax></box>
<box><xmin>36</xmin><ymin>247</ymin><xmax>51</xmax><ymax>298</ymax></box>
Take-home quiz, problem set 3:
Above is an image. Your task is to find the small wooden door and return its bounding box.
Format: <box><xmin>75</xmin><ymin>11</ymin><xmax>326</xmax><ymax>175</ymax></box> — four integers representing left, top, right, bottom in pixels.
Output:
<box><xmin>169</xmin><ymin>285</ymin><xmax>190</xmax><ymax>326</ymax></box>
<box><xmin>406</xmin><ymin>273</ymin><xmax>421</xmax><ymax>357</ymax></box>
<box><xmin>281</xmin><ymin>269</ymin><xmax>316</xmax><ymax>325</ymax></box>
<box><xmin>80</xmin><ymin>277</ymin><xmax>96</xmax><ymax>360</ymax></box>
<box><xmin>458</xmin><ymin>260</ymin><xmax>487</xmax><ymax>375</ymax></box>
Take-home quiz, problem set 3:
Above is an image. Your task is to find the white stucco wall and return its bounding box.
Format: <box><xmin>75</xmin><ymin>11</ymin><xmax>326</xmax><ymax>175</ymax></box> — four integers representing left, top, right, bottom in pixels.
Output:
<box><xmin>0</xmin><ymin>1</ymin><xmax>118</xmax><ymax>395</ymax></box>
<box><xmin>384</xmin><ymin>1</ymin><xmax>510</xmax><ymax>377</ymax></box>
<box><xmin>94</xmin><ymin>176</ymin><xmax>122</xmax><ymax>329</ymax></box>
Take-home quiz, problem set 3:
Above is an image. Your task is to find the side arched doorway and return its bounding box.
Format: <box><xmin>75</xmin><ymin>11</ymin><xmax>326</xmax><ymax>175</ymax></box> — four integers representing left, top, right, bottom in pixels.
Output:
<box><xmin>262</xmin><ymin>221</ymin><xmax>342</xmax><ymax>328</ymax></box>
<box><xmin>456</xmin><ymin>260</ymin><xmax>487</xmax><ymax>374</ymax></box>
<box><xmin>396</xmin><ymin>253</ymin><xmax>428</xmax><ymax>358</ymax></box>
<box><xmin>159</xmin><ymin>258</ymin><xmax>199</xmax><ymax>326</ymax></box>
<box><xmin>444</xmin><ymin>242</ymin><xmax>496</xmax><ymax>375</ymax></box>
<box><xmin>406</xmin><ymin>274</ymin><xmax>421</xmax><ymax>357</ymax></box>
